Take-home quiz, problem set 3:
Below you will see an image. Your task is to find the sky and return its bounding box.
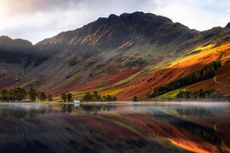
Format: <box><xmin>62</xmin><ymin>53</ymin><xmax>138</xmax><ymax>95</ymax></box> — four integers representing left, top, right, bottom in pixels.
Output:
<box><xmin>0</xmin><ymin>0</ymin><xmax>229</xmax><ymax>44</ymax></box>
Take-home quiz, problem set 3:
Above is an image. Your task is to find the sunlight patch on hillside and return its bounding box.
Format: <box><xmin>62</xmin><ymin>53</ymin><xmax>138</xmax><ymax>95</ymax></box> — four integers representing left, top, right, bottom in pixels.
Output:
<box><xmin>192</xmin><ymin>44</ymin><xmax>215</xmax><ymax>52</ymax></box>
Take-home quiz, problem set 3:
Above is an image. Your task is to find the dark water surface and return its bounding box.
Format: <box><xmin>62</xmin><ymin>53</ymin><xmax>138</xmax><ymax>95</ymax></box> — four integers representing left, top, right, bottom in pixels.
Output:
<box><xmin>0</xmin><ymin>102</ymin><xmax>229</xmax><ymax>153</ymax></box>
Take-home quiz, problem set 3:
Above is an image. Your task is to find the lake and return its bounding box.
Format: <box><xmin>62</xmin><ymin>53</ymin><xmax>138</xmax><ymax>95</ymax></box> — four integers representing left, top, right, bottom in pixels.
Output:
<box><xmin>0</xmin><ymin>102</ymin><xmax>229</xmax><ymax>153</ymax></box>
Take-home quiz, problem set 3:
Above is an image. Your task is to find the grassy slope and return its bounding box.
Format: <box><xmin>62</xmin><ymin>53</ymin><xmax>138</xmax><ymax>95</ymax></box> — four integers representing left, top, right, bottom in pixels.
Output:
<box><xmin>44</xmin><ymin>41</ymin><xmax>230</xmax><ymax>100</ymax></box>
<box><xmin>149</xmin><ymin>43</ymin><xmax>230</xmax><ymax>99</ymax></box>
<box><xmin>96</xmin><ymin>42</ymin><xmax>230</xmax><ymax>100</ymax></box>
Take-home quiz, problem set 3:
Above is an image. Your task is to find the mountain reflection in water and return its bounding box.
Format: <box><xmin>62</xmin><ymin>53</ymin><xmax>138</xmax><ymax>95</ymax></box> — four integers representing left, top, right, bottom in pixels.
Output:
<box><xmin>0</xmin><ymin>102</ymin><xmax>229</xmax><ymax>153</ymax></box>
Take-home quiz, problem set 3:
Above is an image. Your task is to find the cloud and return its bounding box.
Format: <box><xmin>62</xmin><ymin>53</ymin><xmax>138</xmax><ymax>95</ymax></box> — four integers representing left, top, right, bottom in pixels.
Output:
<box><xmin>0</xmin><ymin>0</ymin><xmax>164</xmax><ymax>43</ymax></box>
<box><xmin>0</xmin><ymin>0</ymin><xmax>229</xmax><ymax>43</ymax></box>
<box><xmin>1</xmin><ymin>0</ymin><xmax>159</xmax><ymax>16</ymax></box>
<box><xmin>1</xmin><ymin>0</ymin><xmax>79</xmax><ymax>15</ymax></box>
<box><xmin>154</xmin><ymin>0</ymin><xmax>230</xmax><ymax>30</ymax></box>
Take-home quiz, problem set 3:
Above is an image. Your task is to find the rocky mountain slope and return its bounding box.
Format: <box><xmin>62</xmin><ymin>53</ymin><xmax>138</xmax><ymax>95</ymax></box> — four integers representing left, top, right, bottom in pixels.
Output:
<box><xmin>1</xmin><ymin>12</ymin><xmax>230</xmax><ymax>100</ymax></box>
<box><xmin>29</xmin><ymin>12</ymin><xmax>198</xmax><ymax>91</ymax></box>
<box><xmin>0</xmin><ymin>36</ymin><xmax>47</xmax><ymax>88</ymax></box>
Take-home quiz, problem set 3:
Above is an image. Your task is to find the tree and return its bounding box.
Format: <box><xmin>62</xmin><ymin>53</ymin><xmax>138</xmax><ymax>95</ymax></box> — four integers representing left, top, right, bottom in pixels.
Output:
<box><xmin>198</xmin><ymin>89</ymin><xmax>205</xmax><ymax>98</ymax></box>
<box><xmin>176</xmin><ymin>89</ymin><xmax>216</xmax><ymax>99</ymax></box>
<box><xmin>12</xmin><ymin>88</ymin><xmax>27</xmax><ymax>102</ymax></box>
<box><xmin>36</xmin><ymin>91</ymin><xmax>41</xmax><ymax>102</ymax></box>
<box><xmin>67</xmin><ymin>93</ymin><xmax>73</xmax><ymax>102</ymax></box>
<box><xmin>93</xmin><ymin>91</ymin><xmax>101</xmax><ymax>101</ymax></box>
<box><xmin>40</xmin><ymin>92</ymin><xmax>47</xmax><ymax>102</ymax></box>
<box><xmin>83</xmin><ymin>92</ymin><xmax>92</xmax><ymax>101</ymax></box>
<box><xmin>0</xmin><ymin>89</ymin><xmax>10</xmax><ymax>102</ymax></box>
<box><xmin>133</xmin><ymin>96</ymin><xmax>139</xmax><ymax>102</ymax></box>
<box><xmin>61</xmin><ymin>93</ymin><xmax>67</xmax><ymax>102</ymax></box>
<box><xmin>48</xmin><ymin>94</ymin><xmax>53</xmax><ymax>101</ymax></box>
<box><xmin>150</xmin><ymin>60</ymin><xmax>222</xmax><ymax>98</ymax></box>
<box><xmin>29</xmin><ymin>88</ymin><xmax>37</xmax><ymax>102</ymax></box>
<box><xmin>82</xmin><ymin>92</ymin><xmax>116</xmax><ymax>102</ymax></box>
<box><xmin>105</xmin><ymin>95</ymin><xmax>117</xmax><ymax>101</ymax></box>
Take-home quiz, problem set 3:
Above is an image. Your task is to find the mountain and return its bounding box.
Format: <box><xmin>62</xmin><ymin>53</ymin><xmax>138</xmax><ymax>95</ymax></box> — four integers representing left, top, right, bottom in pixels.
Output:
<box><xmin>1</xmin><ymin>12</ymin><xmax>230</xmax><ymax>100</ymax></box>
<box><xmin>0</xmin><ymin>36</ymin><xmax>47</xmax><ymax>88</ymax></box>
<box><xmin>29</xmin><ymin>12</ymin><xmax>197</xmax><ymax>93</ymax></box>
<box><xmin>226</xmin><ymin>22</ymin><xmax>230</xmax><ymax>28</ymax></box>
<box><xmin>0</xmin><ymin>36</ymin><xmax>32</xmax><ymax>48</ymax></box>
<box><xmin>36</xmin><ymin>12</ymin><xmax>197</xmax><ymax>53</ymax></box>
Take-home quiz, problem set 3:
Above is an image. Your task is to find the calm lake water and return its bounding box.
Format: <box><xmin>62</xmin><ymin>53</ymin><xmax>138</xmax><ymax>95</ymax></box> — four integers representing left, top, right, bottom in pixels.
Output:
<box><xmin>0</xmin><ymin>102</ymin><xmax>229</xmax><ymax>153</ymax></box>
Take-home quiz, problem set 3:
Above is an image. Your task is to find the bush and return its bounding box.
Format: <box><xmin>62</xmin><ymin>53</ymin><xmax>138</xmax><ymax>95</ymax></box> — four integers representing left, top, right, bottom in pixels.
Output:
<box><xmin>133</xmin><ymin>96</ymin><xmax>139</xmax><ymax>102</ymax></box>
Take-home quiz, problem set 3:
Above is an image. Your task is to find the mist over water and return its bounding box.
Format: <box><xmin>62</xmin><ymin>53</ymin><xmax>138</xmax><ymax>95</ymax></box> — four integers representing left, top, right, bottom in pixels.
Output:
<box><xmin>0</xmin><ymin>102</ymin><xmax>229</xmax><ymax>153</ymax></box>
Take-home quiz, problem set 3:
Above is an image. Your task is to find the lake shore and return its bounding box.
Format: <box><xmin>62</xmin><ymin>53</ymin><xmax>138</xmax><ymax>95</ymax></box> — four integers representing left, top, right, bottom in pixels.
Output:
<box><xmin>0</xmin><ymin>101</ymin><xmax>229</xmax><ymax>105</ymax></box>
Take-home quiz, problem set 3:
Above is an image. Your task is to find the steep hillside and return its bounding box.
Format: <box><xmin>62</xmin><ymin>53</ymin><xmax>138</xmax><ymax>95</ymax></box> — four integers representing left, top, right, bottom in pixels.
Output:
<box><xmin>0</xmin><ymin>36</ymin><xmax>47</xmax><ymax>88</ymax></box>
<box><xmin>23</xmin><ymin>12</ymin><xmax>197</xmax><ymax>92</ymax></box>
<box><xmin>116</xmin><ymin>42</ymin><xmax>230</xmax><ymax>100</ymax></box>
<box><xmin>1</xmin><ymin>12</ymin><xmax>230</xmax><ymax>100</ymax></box>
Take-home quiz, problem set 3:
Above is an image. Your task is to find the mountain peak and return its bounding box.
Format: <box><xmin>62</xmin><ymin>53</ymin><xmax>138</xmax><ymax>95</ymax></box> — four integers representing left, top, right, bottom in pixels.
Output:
<box><xmin>0</xmin><ymin>35</ymin><xmax>32</xmax><ymax>48</ymax></box>
<box><xmin>120</xmin><ymin>11</ymin><xmax>145</xmax><ymax>17</ymax></box>
<box><xmin>0</xmin><ymin>36</ymin><xmax>12</xmax><ymax>42</ymax></box>
<box><xmin>108</xmin><ymin>14</ymin><xmax>118</xmax><ymax>19</ymax></box>
<box><xmin>94</xmin><ymin>12</ymin><xmax>173</xmax><ymax>28</ymax></box>
<box><xmin>37</xmin><ymin>12</ymin><xmax>197</xmax><ymax>51</ymax></box>
<box><xmin>226</xmin><ymin>22</ymin><xmax>230</xmax><ymax>28</ymax></box>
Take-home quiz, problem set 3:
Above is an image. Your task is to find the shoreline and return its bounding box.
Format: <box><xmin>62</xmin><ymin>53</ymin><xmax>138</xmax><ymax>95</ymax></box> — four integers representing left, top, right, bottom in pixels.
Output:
<box><xmin>0</xmin><ymin>101</ymin><xmax>229</xmax><ymax>105</ymax></box>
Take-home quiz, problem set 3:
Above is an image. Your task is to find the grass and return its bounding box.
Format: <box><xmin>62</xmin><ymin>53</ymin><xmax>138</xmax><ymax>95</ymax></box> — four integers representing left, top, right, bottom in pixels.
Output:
<box><xmin>168</xmin><ymin>44</ymin><xmax>215</xmax><ymax>68</ymax></box>
<box><xmin>156</xmin><ymin>87</ymin><xmax>187</xmax><ymax>99</ymax></box>
<box><xmin>111</xmin><ymin>70</ymin><xmax>144</xmax><ymax>87</ymax></box>
<box><xmin>61</xmin><ymin>43</ymin><xmax>230</xmax><ymax>101</ymax></box>
<box><xmin>101</xmin><ymin>88</ymin><xmax>124</xmax><ymax>96</ymax></box>
<box><xmin>192</xmin><ymin>44</ymin><xmax>215</xmax><ymax>52</ymax></box>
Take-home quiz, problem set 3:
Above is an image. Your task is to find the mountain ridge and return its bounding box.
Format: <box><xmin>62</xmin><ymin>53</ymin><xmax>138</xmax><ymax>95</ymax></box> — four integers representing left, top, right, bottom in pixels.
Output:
<box><xmin>0</xmin><ymin>12</ymin><xmax>230</xmax><ymax>100</ymax></box>
<box><xmin>36</xmin><ymin>12</ymin><xmax>197</xmax><ymax>49</ymax></box>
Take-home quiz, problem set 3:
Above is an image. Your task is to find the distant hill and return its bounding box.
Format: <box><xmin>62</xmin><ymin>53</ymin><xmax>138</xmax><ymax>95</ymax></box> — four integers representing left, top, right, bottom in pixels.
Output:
<box><xmin>0</xmin><ymin>36</ymin><xmax>47</xmax><ymax>88</ymax></box>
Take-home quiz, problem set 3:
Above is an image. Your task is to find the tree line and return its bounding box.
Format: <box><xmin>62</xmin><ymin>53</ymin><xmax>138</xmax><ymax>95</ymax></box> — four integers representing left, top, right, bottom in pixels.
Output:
<box><xmin>176</xmin><ymin>89</ymin><xmax>229</xmax><ymax>100</ymax></box>
<box><xmin>60</xmin><ymin>92</ymin><xmax>73</xmax><ymax>102</ymax></box>
<box><xmin>176</xmin><ymin>89</ymin><xmax>215</xmax><ymax>99</ymax></box>
<box><xmin>0</xmin><ymin>87</ymin><xmax>52</xmax><ymax>102</ymax></box>
<box><xmin>60</xmin><ymin>91</ymin><xmax>117</xmax><ymax>102</ymax></box>
<box><xmin>150</xmin><ymin>60</ymin><xmax>222</xmax><ymax>98</ymax></box>
<box><xmin>83</xmin><ymin>91</ymin><xmax>117</xmax><ymax>102</ymax></box>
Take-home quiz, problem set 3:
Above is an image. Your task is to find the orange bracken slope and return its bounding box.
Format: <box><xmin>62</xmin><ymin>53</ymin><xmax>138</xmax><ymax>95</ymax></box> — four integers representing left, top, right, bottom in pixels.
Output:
<box><xmin>69</xmin><ymin>42</ymin><xmax>230</xmax><ymax>100</ymax></box>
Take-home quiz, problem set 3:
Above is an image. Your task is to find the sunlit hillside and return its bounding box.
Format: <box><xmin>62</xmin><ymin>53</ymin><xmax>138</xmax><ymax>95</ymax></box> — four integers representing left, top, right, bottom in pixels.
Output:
<box><xmin>0</xmin><ymin>12</ymin><xmax>229</xmax><ymax>101</ymax></box>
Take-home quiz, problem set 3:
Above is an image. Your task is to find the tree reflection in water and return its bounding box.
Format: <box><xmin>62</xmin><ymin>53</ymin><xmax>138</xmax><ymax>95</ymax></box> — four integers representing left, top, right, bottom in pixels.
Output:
<box><xmin>0</xmin><ymin>103</ymin><xmax>228</xmax><ymax>153</ymax></box>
